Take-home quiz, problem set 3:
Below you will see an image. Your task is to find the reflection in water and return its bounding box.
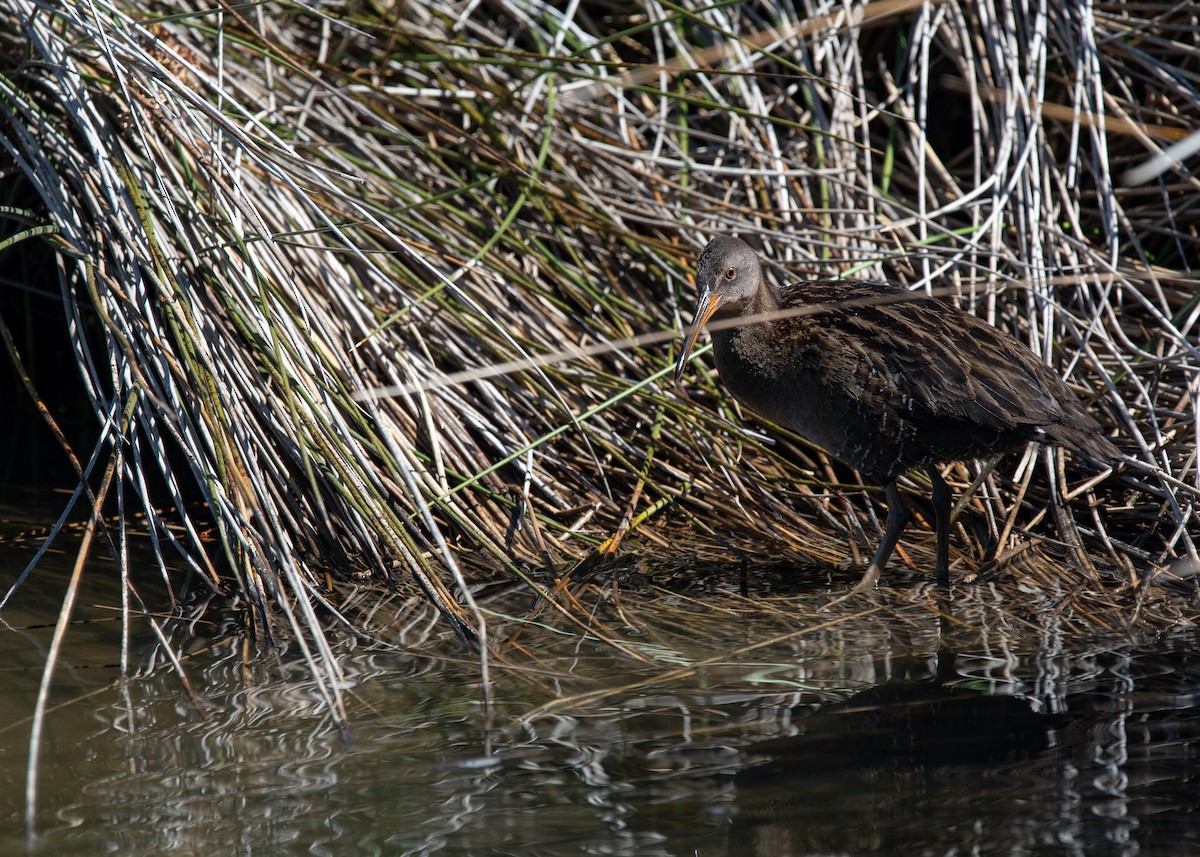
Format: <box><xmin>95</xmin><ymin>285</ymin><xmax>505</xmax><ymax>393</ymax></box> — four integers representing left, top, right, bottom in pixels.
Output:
<box><xmin>731</xmin><ymin>646</ymin><xmax>1059</xmax><ymax>853</ymax></box>
<box><xmin>2</xmin><ymin>544</ymin><xmax>1199</xmax><ymax>855</ymax></box>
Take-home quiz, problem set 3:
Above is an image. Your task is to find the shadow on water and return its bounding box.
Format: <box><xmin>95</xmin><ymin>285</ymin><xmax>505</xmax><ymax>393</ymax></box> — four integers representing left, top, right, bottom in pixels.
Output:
<box><xmin>2</xmin><ymin>514</ymin><xmax>1199</xmax><ymax>856</ymax></box>
<box><xmin>730</xmin><ymin>647</ymin><xmax>1060</xmax><ymax>853</ymax></box>
<box><xmin>724</xmin><ymin>642</ymin><xmax>1200</xmax><ymax>854</ymax></box>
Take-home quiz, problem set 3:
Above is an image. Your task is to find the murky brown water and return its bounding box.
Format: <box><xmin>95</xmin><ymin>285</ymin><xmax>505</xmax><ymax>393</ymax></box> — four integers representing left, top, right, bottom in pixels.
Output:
<box><xmin>2</xmin><ymin>502</ymin><xmax>1198</xmax><ymax>856</ymax></box>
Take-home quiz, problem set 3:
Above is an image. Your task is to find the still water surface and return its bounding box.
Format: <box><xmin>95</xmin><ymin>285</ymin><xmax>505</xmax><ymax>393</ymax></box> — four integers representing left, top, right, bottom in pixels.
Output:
<box><xmin>1</xmin><ymin>517</ymin><xmax>1198</xmax><ymax>855</ymax></box>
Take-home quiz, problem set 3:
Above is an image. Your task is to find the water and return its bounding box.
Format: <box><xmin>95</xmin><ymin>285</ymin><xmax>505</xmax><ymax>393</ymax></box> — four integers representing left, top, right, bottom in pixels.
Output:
<box><xmin>2</xmin><ymin>515</ymin><xmax>1198</xmax><ymax>855</ymax></box>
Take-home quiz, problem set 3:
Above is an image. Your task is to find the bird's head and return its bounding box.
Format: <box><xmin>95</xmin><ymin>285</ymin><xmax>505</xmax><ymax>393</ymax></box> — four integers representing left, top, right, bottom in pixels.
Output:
<box><xmin>674</xmin><ymin>235</ymin><xmax>762</xmax><ymax>382</ymax></box>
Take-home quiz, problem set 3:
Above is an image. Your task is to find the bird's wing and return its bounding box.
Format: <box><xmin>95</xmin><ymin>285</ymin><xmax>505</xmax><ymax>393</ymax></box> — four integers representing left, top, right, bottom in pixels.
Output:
<box><xmin>775</xmin><ymin>280</ymin><xmax>1076</xmax><ymax>432</ymax></box>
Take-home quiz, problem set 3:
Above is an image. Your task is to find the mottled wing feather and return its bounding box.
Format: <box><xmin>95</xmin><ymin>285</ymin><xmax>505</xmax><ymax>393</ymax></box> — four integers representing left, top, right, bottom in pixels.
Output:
<box><xmin>774</xmin><ymin>280</ymin><xmax>1085</xmax><ymax>434</ymax></box>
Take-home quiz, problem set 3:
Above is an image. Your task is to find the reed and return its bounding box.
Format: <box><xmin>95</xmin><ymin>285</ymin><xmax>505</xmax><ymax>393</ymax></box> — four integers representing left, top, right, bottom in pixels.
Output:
<box><xmin>0</xmin><ymin>0</ymin><xmax>1196</xmax><ymax>725</ymax></box>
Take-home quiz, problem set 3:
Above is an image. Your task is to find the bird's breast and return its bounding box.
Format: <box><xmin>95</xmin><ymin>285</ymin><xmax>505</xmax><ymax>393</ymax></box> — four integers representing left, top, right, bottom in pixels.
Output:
<box><xmin>712</xmin><ymin>325</ymin><xmax>915</xmax><ymax>479</ymax></box>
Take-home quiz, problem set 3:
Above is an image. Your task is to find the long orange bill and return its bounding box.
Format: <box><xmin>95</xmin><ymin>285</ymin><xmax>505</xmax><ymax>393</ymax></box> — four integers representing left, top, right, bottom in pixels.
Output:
<box><xmin>674</xmin><ymin>290</ymin><xmax>722</xmax><ymax>382</ymax></box>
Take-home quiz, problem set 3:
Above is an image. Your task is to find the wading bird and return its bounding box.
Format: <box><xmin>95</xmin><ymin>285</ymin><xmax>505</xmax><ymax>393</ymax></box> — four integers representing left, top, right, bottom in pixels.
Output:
<box><xmin>675</xmin><ymin>235</ymin><xmax>1118</xmax><ymax>590</ymax></box>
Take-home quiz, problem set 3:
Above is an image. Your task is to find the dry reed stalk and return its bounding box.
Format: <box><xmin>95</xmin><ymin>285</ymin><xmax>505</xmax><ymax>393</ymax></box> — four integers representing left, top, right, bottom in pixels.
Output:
<box><xmin>0</xmin><ymin>0</ymin><xmax>1196</xmax><ymax>716</ymax></box>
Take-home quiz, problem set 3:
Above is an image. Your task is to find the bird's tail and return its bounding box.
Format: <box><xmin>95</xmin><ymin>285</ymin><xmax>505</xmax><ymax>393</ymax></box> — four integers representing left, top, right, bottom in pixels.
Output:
<box><xmin>1045</xmin><ymin>419</ymin><xmax>1120</xmax><ymax>465</ymax></box>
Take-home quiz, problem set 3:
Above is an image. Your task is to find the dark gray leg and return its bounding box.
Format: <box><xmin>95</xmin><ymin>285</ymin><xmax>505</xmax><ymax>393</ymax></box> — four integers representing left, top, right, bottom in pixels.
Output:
<box><xmin>851</xmin><ymin>482</ymin><xmax>909</xmax><ymax>592</ymax></box>
<box><xmin>930</xmin><ymin>469</ymin><xmax>951</xmax><ymax>587</ymax></box>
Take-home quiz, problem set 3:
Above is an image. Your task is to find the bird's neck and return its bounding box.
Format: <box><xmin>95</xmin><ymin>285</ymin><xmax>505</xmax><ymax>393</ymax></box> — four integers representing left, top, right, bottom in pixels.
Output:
<box><xmin>710</xmin><ymin>282</ymin><xmax>785</xmax><ymax>372</ymax></box>
<box><xmin>720</xmin><ymin>281</ymin><xmax>781</xmax><ymax>327</ymax></box>
<box><xmin>751</xmin><ymin>282</ymin><xmax>782</xmax><ymax>321</ymax></box>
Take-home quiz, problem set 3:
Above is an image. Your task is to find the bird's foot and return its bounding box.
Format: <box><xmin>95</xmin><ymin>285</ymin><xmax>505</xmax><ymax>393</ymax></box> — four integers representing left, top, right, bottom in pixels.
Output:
<box><xmin>850</xmin><ymin>563</ymin><xmax>882</xmax><ymax>592</ymax></box>
<box><xmin>822</xmin><ymin>563</ymin><xmax>882</xmax><ymax>610</ymax></box>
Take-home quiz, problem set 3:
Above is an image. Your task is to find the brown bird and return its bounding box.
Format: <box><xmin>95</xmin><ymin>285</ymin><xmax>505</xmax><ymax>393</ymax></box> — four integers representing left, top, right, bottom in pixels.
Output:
<box><xmin>675</xmin><ymin>235</ymin><xmax>1119</xmax><ymax>590</ymax></box>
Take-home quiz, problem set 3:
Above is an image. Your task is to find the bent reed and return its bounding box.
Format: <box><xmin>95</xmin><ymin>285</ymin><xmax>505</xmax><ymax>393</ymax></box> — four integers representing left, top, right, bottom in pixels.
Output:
<box><xmin>1</xmin><ymin>0</ymin><xmax>1197</xmax><ymax>718</ymax></box>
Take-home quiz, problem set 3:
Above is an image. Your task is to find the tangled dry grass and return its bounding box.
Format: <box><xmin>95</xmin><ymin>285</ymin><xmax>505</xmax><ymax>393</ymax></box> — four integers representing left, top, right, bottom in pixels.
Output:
<box><xmin>1</xmin><ymin>0</ymin><xmax>1198</xmax><ymax>725</ymax></box>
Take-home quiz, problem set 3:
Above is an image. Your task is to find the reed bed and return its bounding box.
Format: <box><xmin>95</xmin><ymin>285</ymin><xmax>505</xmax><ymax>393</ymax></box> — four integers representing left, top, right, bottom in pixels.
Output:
<box><xmin>1</xmin><ymin>0</ymin><xmax>1198</xmax><ymax>723</ymax></box>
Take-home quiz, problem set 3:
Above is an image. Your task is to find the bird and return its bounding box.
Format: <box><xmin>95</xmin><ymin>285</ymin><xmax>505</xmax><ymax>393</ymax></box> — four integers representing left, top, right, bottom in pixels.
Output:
<box><xmin>674</xmin><ymin>235</ymin><xmax>1119</xmax><ymax>591</ymax></box>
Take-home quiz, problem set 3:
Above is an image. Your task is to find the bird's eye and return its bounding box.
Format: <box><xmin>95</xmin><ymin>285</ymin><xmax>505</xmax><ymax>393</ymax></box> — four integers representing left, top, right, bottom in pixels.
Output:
<box><xmin>725</xmin><ymin>266</ymin><xmax>736</xmax><ymax>280</ymax></box>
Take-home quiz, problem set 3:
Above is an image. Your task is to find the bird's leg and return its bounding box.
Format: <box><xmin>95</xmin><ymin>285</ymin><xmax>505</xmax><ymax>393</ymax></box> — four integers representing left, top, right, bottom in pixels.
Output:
<box><xmin>930</xmin><ymin>469</ymin><xmax>951</xmax><ymax>587</ymax></box>
<box><xmin>850</xmin><ymin>482</ymin><xmax>908</xmax><ymax>592</ymax></box>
